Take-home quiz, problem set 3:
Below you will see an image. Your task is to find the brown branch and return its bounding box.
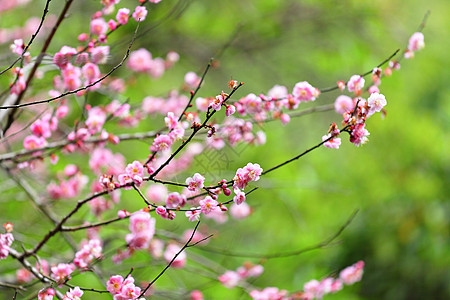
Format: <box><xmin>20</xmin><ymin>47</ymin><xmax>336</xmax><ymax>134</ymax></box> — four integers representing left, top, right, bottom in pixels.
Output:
<box><xmin>0</xmin><ymin>0</ymin><xmax>75</xmax><ymax>135</ymax></box>
<box><xmin>0</xmin><ymin>0</ymin><xmax>52</xmax><ymax>76</ymax></box>
<box><xmin>0</xmin><ymin>21</ymin><xmax>140</xmax><ymax>112</ymax></box>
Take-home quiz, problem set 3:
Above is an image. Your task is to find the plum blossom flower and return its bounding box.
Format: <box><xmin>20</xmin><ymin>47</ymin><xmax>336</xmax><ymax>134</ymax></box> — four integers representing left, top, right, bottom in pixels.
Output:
<box><xmin>347</xmin><ymin>75</ymin><xmax>365</xmax><ymax>93</ymax></box>
<box><xmin>132</xmin><ymin>6</ymin><xmax>148</xmax><ymax>21</ymax></box>
<box><xmin>322</xmin><ymin>134</ymin><xmax>341</xmax><ymax>149</ymax></box>
<box><xmin>334</xmin><ymin>95</ymin><xmax>354</xmax><ymax>115</ymax></box>
<box><xmin>233</xmin><ymin>163</ymin><xmax>263</xmax><ymax>190</ymax></box>
<box><xmin>151</xmin><ymin>134</ymin><xmax>172</xmax><ymax>152</ymax></box>
<box><xmin>408</xmin><ymin>32</ymin><xmax>425</xmax><ymax>52</ymax></box>
<box><xmin>233</xmin><ymin>189</ymin><xmax>246</xmax><ymax>205</ymax></box>
<box><xmin>0</xmin><ymin>233</ymin><xmax>14</xmax><ymax>260</ymax></box>
<box><xmin>199</xmin><ymin>196</ymin><xmax>219</xmax><ymax>214</ymax></box>
<box><xmin>339</xmin><ymin>260</ymin><xmax>364</xmax><ymax>285</ymax></box>
<box><xmin>292</xmin><ymin>81</ymin><xmax>319</xmax><ymax>102</ymax></box>
<box><xmin>51</xmin><ymin>263</ymin><xmax>76</xmax><ymax>282</ymax></box>
<box><xmin>116</xmin><ymin>8</ymin><xmax>130</xmax><ymax>25</ymax></box>
<box><xmin>185</xmin><ymin>209</ymin><xmax>201</xmax><ymax>222</ymax></box>
<box><xmin>165</xmin><ymin>192</ymin><xmax>187</xmax><ymax>209</ymax></box>
<box><xmin>185</xmin><ymin>173</ymin><xmax>205</xmax><ymax>192</ymax></box>
<box><xmin>218</xmin><ymin>270</ymin><xmax>240</xmax><ymax>288</ymax></box>
<box><xmin>367</xmin><ymin>92</ymin><xmax>387</xmax><ymax>116</ymax></box>
<box><xmin>63</xmin><ymin>286</ymin><xmax>83</xmax><ymax>300</ymax></box>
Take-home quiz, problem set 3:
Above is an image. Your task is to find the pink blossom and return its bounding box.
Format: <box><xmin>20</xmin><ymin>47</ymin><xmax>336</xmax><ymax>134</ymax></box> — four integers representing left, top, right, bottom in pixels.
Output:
<box><xmin>184</xmin><ymin>71</ymin><xmax>201</xmax><ymax>88</ymax></box>
<box><xmin>51</xmin><ymin>263</ymin><xmax>76</xmax><ymax>282</ymax></box>
<box><xmin>38</xmin><ymin>288</ymin><xmax>55</xmax><ymax>300</ymax></box>
<box><xmin>349</xmin><ymin>123</ymin><xmax>370</xmax><ymax>147</ymax></box>
<box><xmin>347</xmin><ymin>75</ymin><xmax>365</xmax><ymax>93</ymax></box>
<box><xmin>151</xmin><ymin>134</ymin><xmax>173</xmax><ymax>152</ymax></box>
<box><xmin>199</xmin><ymin>196</ymin><xmax>219</xmax><ymax>214</ymax></box>
<box><xmin>210</xmin><ymin>93</ymin><xmax>225</xmax><ymax>111</ymax></box>
<box><xmin>233</xmin><ymin>163</ymin><xmax>263</xmax><ymax>189</ymax></box>
<box><xmin>268</xmin><ymin>84</ymin><xmax>288</xmax><ymax>99</ymax></box>
<box><xmin>56</xmin><ymin>105</ymin><xmax>69</xmax><ymax>118</ymax></box>
<box><xmin>293</xmin><ymin>81</ymin><xmax>319</xmax><ymax>102</ymax></box>
<box><xmin>196</xmin><ymin>97</ymin><xmax>210</xmax><ymax>111</ymax></box>
<box><xmin>339</xmin><ymin>260</ymin><xmax>364</xmax><ymax>285</ymax></box>
<box><xmin>90</xmin><ymin>18</ymin><xmax>108</xmax><ymax>35</ymax></box>
<box><xmin>164</xmin><ymin>112</ymin><xmax>178</xmax><ymax>130</ymax></box>
<box><xmin>82</xmin><ymin>62</ymin><xmax>101</xmax><ymax>83</ymax></box>
<box><xmin>30</xmin><ymin>118</ymin><xmax>52</xmax><ymax>138</ymax></box>
<box><xmin>408</xmin><ymin>32</ymin><xmax>425</xmax><ymax>52</ymax></box>
<box><xmin>185</xmin><ymin>173</ymin><xmax>205</xmax><ymax>192</ymax></box>
<box><xmin>367</xmin><ymin>92</ymin><xmax>387</xmax><ymax>116</ymax></box>
<box><xmin>132</xmin><ymin>6</ymin><xmax>148</xmax><ymax>21</ymax></box>
<box><xmin>91</xmin><ymin>46</ymin><xmax>110</xmax><ymax>64</ymax></box>
<box><xmin>230</xmin><ymin>202</ymin><xmax>251</xmax><ymax>219</ymax></box>
<box><xmin>190</xmin><ymin>290</ymin><xmax>203</xmax><ymax>300</ymax></box>
<box><xmin>0</xmin><ymin>233</ymin><xmax>14</xmax><ymax>260</ymax></box>
<box><xmin>166</xmin><ymin>192</ymin><xmax>187</xmax><ymax>209</ymax></box>
<box><xmin>146</xmin><ymin>184</ymin><xmax>168</xmax><ymax>203</ymax></box>
<box><xmin>280</xmin><ymin>113</ymin><xmax>290</xmax><ymax>125</ymax></box>
<box><xmin>63</xmin><ymin>286</ymin><xmax>83</xmax><ymax>299</ymax></box>
<box><xmin>125</xmin><ymin>160</ymin><xmax>144</xmax><ymax>182</ymax></box>
<box><xmin>126</xmin><ymin>211</ymin><xmax>155</xmax><ymax>250</ymax></box>
<box><xmin>249</xmin><ymin>287</ymin><xmax>288</xmax><ymax>300</ymax></box>
<box><xmin>225</xmin><ymin>104</ymin><xmax>236</xmax><ymax>116</ymax></box>
<box><xmin>334</xmin><ymin>95</ymin><xmax>354</xmax><ymax>114</ymax></box>
<box><xmin>164</xmin><ymin>243</ymin><xmax>186</xmax><ymax>268</ymax></box>
<box><xmin>23</xmin><ymin>135</ymin><xmax>47</xmax><ymax>150</ymax></box>
<box><xmin>85</xmin><ymin>106</ymin><xmax>106</xmax><ymax>133</ymax></box>
<box><xmin>149</xmin><ymin>0</ymin><xmax>162</xmax><ymax>3</ymax></box>
<box><xmin>116</xmin><ymin>8</ymin><xmax>130</xmax><ymax>25</ymax></box>
<box><xmin>322</xmin><ymin>134</ymin><xmax>341</xmax><ymax>149</ymax></box>
<box><xmin>127</xmin><ymin>48</ymin><xmax>152</xmax><ymax>72</ymax></box>
<box><xmin>185</xmin><ymin>209</ymin><xmax>201</xmax><ymax>222</ymax></box>
<box><xmin>219</xmin><ymin>270</ymin><xmax>241</xmax><ymax>288</ymax></box>
<box><xmin>107</xmin><ymin>276</ymin><xmax>124</xmax><ymax>295</ymax></box>
<box><xmin>233</xmin><ymin>189</ymin><xmax>246</xmax><ymax>205</ymax></box>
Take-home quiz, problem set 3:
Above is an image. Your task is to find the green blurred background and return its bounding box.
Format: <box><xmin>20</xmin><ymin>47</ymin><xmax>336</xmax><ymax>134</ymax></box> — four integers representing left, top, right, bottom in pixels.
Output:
<box><xmin>0</xmin><ymin>0</ymin><xmax>448</xmax><ymax>299</ymax></box>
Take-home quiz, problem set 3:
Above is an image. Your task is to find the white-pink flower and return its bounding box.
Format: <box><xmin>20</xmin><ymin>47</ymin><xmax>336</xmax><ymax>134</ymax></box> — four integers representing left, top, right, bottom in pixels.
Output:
<box><xmin>292</xmin><ymin>81</ymin><xmax>319</xmax><ymax>102</ymax></box>
<box><xmin>185</xmin><ymin>173</ymin><xmax>205</xmax><ymax>192</ymax></box>
<box><xmin>347</xmin><ymin>75</ymin><xmax>365</xmax><ymax>92</ymax></box>
<box><xmin>339</xmin><ymin>260</ymin><xmax>364</xmax><ymax>285</ymax></box>
<box><xmin>132</xmin><ymin>6</ymin><xmax>148</xmax><ymax>22</ymax></box>
<box><xmin>116</xmin><ymin>8</ymin><xmax>130</xmax><ymax>25</ymax></box>
<box><xmin>408</xmin><ymin>32</ymin><xmax>425</xmax><ymax>52</ymax></box>
<box><xmin>367</xmin><ymin>92</ymin><xmax>387</xmax><ymax>116</ymax></box>
<box><xmin>334</xmin><ymin>95</ymin><xmax>354</xmax><ymax>114</ymax></box>
<box><xmin>199</xmin><ymin>196</ymin><xmax>219</xmax><ymax>214</ymax></box>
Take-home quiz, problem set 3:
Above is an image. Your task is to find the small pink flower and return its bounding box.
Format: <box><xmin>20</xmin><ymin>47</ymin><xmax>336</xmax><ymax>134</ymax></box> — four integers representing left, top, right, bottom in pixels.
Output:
<box><xmin>63</xmin><ymin>286</ymin><xmax>83</xmax><ymax>299</ymax></box>
<box><xmin>347</xmin><ymin>75</ymin><xmax>365</xmax><ymax>93</ymax></box>
<box><xmin>185</xmin><ymin>173</ymin><xmax>205</xmax><ymax>192</ymax></box>
<box><xmin>367</xmin><ymin>92</ymin><xmax>387</xmax><ymax>116</ymax></box>
<box><xmin>184</xmin><ymin>71</ymin><xmax>201</xmax><ymax>88</ymax></box>
<box><xmin>51</xmin><ymin>263</ymin><xmax>75</xmax><ymax>282</ymax></box>
<box><xmin>334</xmin><ymin>95</ymin><xmax>354</xmax><ymax>115</ymax></box>
<box><xmin>0</xmin><ymin>233</ymin><xmax>14</xmax><ymax>260</ymax></box>
<box><xmin>292</xmin><ymin>81</ymin><xmax>319</xmax><ymax>102</ymax></box>
<box><xmin>210</xmin><ymin>93</ymin><xmax>225</xmax><ymax>111</ymax></box>
<box><xmin>199</xmin><ymin>196</ymin><xmax>219</xmax><ymax>214</ymax></box>
<box><xmin>339</xmin><ymin>260</ymin><xmax>364</xmax><ymax>285</ymax></box>
<box><xmin>218</xmin><ymin>270</ymin><xmax>240</xmax><ymax>288</ymax></box>
<box><xmin>107</xmin><ymin>275</ymin><xmax>124</xmax><ymax>295</ymax></box>
<box><xmin>322</xmin><ymin>134</ymin><xmax>341</xmax><ymax>149</ymax></box>
<box><xmin>132</xmin><ymin>6</ymin><xmax>148</xmax><ymax>22</ymax></box>
<box><xmin>164</xmin><ymin>112</ymin><xmax>178</xmax><ymax>130</ymax></box>
<box><xmin>185</xmin><ymin>209</ymin><xmax>201</xmax><ymax>222</ymax></box>
<box><xmin>166</xmin><ymin>192</ymin><xmax>187</xmax><ymax>209</ymax></box>
<box><xmin>408</xmin><ymin>32</ymin><xmax>425</xmax><ymax>52</ymax></box>
<box><xmin>23</xmin><ymin>135</ymin><xmax>47</xmax><ymax>150</ymax></box>
<box><xmin>225</xmin><ymin>104</ymin><xmax>236</xmax><ymax>117</ymax></box>
<box><xmin>190</xmin><ymin>290</ymin><xmax>204</xmax><ymax>300</ymax></box>
<box><xmin>233</xmin><ymin>189</ymin><xmax>246</xmax><ymax>205</ymax></box>
<box><xmin>230</xmin><ymin>202</ymin><xmax>251</xmax><ymax>219</ymax></box>
<box><xmin>38</xmin><ymin>288</ymin><xmax>55</xmax><ymax>300</ymax></box>
<box><xmin>90</xmin><ymin>18</ymin><xmax>108</xmax><ymax>35</ymax></box>
<box><xmin>116</xmin><ymin>8</ymin><xmax>130</xmax><ymax>25</ymax></box>
<box><xmin>151</xmin><ymin>134</ymin><xmax>173</xmax><ymax>152</ymax></box>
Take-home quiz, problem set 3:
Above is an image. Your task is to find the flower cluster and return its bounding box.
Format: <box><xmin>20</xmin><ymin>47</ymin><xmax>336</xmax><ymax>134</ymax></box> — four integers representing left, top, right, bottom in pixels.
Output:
<box><xmin>405</xmin><ymin>32</ymin><xmax>425</xmax><ymax>59</ymax></box>
<box><xmin>73</xmin><ymin>239</ymin><xmax>103</xmax><ymax>269</ymax></box>
<box><xmin>107</xmin><ymin>275</ymin><xmax>141</xmax><ymax>300</ymax></box>
<box><xmin>125</xmin><ymin>211</ymin><xmax>156</xmax><ymax>250</ymax></box>
<box><xmin>219</xmin><ymin>262</ymin><xmax>264</xmax><ymax>289</ymax></box>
